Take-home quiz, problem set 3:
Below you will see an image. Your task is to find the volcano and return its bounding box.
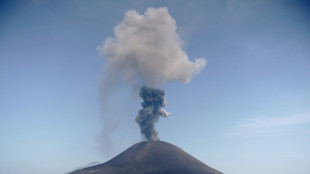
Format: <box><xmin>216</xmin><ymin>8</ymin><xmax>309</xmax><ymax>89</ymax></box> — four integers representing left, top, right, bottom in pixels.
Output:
<box><xmin>69</xmin><ymin>141</ymin><xmax>223</xmax><ymax>174</ymax></box>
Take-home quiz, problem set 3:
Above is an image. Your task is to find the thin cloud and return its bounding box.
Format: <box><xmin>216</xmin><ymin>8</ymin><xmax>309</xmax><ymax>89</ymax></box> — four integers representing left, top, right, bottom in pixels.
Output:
<box><xmin>238</xmin><ymin>113</ymin><xmax>310</xmax><ymax>128</ymax></box>
<box><xmin>227</xmin><ymin>112</ymin><xmax>310</xmax><ymax>137</ymax></box>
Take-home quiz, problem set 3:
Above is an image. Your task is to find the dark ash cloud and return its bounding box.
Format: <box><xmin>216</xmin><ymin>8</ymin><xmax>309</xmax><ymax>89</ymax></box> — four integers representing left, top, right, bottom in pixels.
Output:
<box><xmin>135</xmin><ymin>86</ymin><xmax>171</xmax><ymax>141</ymax></box>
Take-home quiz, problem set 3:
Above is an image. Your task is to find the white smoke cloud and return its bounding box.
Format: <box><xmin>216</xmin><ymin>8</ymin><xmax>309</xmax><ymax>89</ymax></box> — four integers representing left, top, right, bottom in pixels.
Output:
<box><xmin>97</xmin><ymin>7</ymin><xmax>206</xmax><ymax>87</ymax></box>
<box><xmin>160</xmin><ymin>109</ymin><xmax>171</xmax><ymax>117</ymax></box>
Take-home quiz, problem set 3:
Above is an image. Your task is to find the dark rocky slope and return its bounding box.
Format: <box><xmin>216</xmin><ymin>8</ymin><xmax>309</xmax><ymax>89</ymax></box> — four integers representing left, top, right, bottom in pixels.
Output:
<box><xmin>70</xmin><ymin>141</ymin><xmax>223</xmax><ymax>174</ymax></box>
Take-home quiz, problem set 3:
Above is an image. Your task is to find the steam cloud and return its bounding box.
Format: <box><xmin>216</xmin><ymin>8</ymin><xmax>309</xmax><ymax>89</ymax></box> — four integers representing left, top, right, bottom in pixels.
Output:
<box><xmin>97</xmin><ymin>7</ymin><xmax>206</xmax><ymax>87</ymax></box>
<box><xmin>98</xmin><ymin>7</ymin><xmax>206</xmax><ymax>142</ymax></box>
<box><xmin>136</xmin><ymin>86</ymin><xmax>171</xmax><ymax>141</ymax></box>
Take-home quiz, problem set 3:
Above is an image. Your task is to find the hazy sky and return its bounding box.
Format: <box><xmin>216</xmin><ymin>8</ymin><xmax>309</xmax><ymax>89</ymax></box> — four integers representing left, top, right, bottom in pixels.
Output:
<box><xmin>1</xmin><ymin>0</ymin><xmax>310</xmax><ymax>174</ymax></box>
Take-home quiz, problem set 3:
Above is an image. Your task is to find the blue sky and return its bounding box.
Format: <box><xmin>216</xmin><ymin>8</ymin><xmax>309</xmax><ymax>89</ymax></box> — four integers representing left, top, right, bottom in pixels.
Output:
<box><xmin>1</xmin><ymin>0</ymin><xmax>310</xmax><ymax>174</ymax></box>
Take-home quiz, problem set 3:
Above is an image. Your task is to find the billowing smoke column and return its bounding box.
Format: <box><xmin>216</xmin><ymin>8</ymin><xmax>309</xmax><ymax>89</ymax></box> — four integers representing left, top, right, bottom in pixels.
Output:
<box><xmin>98</xmin><ymin>7</ymin><xmax>206</xmax><ymax>87</ymax></box>
<box><xmin>135</xmin><ymin>86</ymin><xmax>171</xmax><ymax>141</ymax></box>
<box><xmin>98</xmin><ymin>7</ymin><xmax>206</xmax><ymax>142</ymax></box>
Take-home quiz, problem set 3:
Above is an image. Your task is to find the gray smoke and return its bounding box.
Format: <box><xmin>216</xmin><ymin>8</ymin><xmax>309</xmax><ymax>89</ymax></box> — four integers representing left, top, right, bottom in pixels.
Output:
<box><xmin>135</xmin><ymin>86</ymin><xmax>171</xmax><ymax>141</ymax></box>
<box><xmin>97</xmin><ymin>7</ymin><xmax>206</xmax><ymax>87</ymax></box>
<box><xmin>97</xmin><ymin>7</ymin><xmax>206</xmax><ymax>145</ymax></box>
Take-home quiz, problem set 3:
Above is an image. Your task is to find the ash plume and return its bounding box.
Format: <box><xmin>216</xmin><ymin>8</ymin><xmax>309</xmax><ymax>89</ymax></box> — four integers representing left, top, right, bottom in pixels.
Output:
<box><xmin>135</xmin><ymin>86</ymin><xmax>171</xmax><ymax>141</ymax></box>
<box><xmin>97</xmin><ymin>7</ymin><xmax>206</xmax><ymax>145</ymax></box>
<box><xmin>97</xmin><ymin>7</ymin><xmax>206</xmax><ymax>87</ymax></box>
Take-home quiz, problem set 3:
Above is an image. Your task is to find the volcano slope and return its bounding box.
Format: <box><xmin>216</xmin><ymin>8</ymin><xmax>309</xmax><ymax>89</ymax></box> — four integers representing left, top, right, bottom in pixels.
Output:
<box><xmin>70</xmin><ymin>141</ymin><xmax>223</xmax><ymax>174</ymax></box>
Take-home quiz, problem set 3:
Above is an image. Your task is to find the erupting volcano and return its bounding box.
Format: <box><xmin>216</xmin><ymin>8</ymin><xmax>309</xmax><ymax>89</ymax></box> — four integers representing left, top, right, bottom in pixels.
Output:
<box><xmin>75</xmin><ymin>7</ymin><xmax>222</xmax><ymax>174</ymax></box>
<box><xmin>69</xmin><ymin>141</ymin><xmax>223</xmax><ymax>174</ymax></box>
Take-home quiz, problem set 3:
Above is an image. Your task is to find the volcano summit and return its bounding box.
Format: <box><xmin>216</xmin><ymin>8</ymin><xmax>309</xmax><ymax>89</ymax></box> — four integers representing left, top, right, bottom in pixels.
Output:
<box><xmin>69</xmin><ymin>141</ymin><xmax>223</xmax><ymax>174</ymax></box>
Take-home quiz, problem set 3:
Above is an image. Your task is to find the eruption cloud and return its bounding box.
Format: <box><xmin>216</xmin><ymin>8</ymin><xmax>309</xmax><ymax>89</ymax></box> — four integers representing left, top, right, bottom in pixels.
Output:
<box><xmin>98</xmin><ymin>7</ymin><xmax>206</xmax><ymax>142</ymax></box>
<box><xmin>97</xmin><ymin>7</ymin><xmax>207</xmax><ymax>87</ymax></box>
<box><xmin>136</xmin><ymin>86</ymin><xmax>171</xmax><ymax>141</ymax></box>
